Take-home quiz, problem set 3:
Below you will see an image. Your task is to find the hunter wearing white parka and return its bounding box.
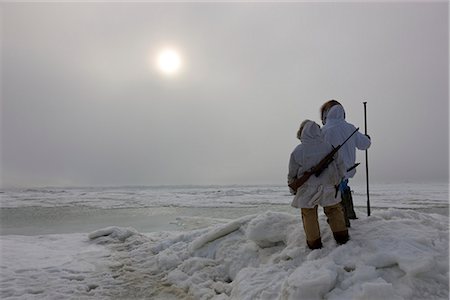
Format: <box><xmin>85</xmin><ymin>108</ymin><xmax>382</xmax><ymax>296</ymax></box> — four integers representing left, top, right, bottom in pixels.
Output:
<box><xmin>322</xmin><ymin>104</ymin><xmax>371</xmax><ymax>180</ymax></box>
<box><xmin>288</xmin><ymin>120</ymin><xmax>349</xmax><ymax>249</ymax></box>
<box><xmin>321</xmin><ymin>102</ymin><xmax>372</xmax><ymax>227</ymax></box>
<box><xmin>288</xmin><ymin>120</ymin><xmax>346</xmax><ymax>209</ymax></box>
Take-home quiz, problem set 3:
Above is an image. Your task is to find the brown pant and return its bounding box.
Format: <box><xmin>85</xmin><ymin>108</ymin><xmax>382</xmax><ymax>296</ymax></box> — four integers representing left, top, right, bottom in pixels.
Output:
<box><xmin>301</xmin><ymin>203</ymin><xmax>348</xmax><ymax>246</ymax></box>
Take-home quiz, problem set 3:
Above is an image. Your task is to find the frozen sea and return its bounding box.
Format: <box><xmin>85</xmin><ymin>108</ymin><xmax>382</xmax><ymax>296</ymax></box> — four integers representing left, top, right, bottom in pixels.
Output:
<box><xmin>0</xmin><ymin>182</ymin><xmax>449</xmax><ymax>299</ymax></box>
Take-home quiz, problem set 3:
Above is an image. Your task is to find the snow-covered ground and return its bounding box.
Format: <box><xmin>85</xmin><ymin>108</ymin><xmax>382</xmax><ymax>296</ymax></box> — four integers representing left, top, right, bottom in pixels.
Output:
<box><xmin>0</xmin><ymin>183</ymin><xmax>448</xmax><ymax>299</ymax></box>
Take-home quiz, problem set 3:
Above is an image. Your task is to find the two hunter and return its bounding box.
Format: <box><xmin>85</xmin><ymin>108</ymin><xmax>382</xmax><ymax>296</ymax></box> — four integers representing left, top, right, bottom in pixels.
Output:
<box><xmin>288</xmin><ymin>100</ymin><xmax>371</xmax><ymax>250</ymax></box>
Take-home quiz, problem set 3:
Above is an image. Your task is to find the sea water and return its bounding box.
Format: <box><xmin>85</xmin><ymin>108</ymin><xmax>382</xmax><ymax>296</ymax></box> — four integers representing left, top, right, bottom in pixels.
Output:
<box><xmin>1</xmin><ymin>182</ymin><xmax>448</xmax><ymax>236</ymax></box>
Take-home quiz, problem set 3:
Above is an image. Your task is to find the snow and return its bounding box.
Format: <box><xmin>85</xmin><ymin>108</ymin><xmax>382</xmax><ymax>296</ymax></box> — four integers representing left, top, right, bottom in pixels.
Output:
<box><xmin>0</xmin><ymin>233</ymin><xmax>112</xmax><ymax>299</ymax></box>
<box><xmin>85</xmin><ymin>209</ymin><xmax>447</xmax><ymax>300</ymax></box>
<box><xmin>0</xmin><ymin>184</ymin><xmax>448</xmax><ymax>299</ymax></box>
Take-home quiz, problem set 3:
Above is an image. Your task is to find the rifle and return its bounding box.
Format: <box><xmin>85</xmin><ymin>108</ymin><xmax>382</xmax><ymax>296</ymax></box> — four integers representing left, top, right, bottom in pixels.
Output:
<box><xmin>288</xmin><ymin>128</ymin><xmax>359</xmax><ymax>192</ymax></box>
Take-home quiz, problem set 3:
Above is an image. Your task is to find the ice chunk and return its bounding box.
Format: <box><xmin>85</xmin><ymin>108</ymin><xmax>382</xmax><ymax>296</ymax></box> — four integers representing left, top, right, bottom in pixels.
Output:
<box><xmin>397</xmin><ymin>256</ymin><xmax>435</xmax><ymax>276</ymax></box>
<box><xmin>356</xmin><ymin>278</ymin><xmax>403</xmax><ymax>300</ymax></box>
<box><xmin>189</xmin><ymin>216</ymin><xmax>253</xmax><ymax>252</ymax></box>
<box><xmin>245</xmin><ymin>211</ymin><xmax>298</xmax><ymax>248</ymax></box>
<box><xmin>88</xmin><ymin>226</ymin><xmax>137</xmax><ymax>242</ymax></box>
<box><xmin>282</xmin><ymin>261</ymin><xmax>338</xmax><ymax>300</ymax></box>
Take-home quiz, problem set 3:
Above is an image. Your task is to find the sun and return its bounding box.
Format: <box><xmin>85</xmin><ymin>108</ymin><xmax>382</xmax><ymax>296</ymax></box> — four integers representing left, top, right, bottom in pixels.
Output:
<box><xmin>156</xmin><ymin>48</ymin><xmax>182</xmax><ymax>75</ymax></box>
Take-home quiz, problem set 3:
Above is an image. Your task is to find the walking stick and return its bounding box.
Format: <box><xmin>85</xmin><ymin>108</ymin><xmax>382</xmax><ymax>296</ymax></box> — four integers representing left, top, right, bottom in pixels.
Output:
<box><xmin>363</xmin><ymin>102</ymin><xmax>371</xmax><ymax>216</ymax></box>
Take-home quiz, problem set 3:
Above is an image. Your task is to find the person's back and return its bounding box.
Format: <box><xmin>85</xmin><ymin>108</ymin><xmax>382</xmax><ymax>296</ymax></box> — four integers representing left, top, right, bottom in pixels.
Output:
<box><xmin>289</xmin><ymin>122</ymin><xmax>334</xmax><ymax>180</ymax></box>
<box><xmin>322</xmin><ymin>104</ymin><xmax>371</xmax><ymax>179</ymax></box>
<box><xmin>288</xmin><ymin>120</ymin><xmax>344</xmax><ymax>208</ymax></box>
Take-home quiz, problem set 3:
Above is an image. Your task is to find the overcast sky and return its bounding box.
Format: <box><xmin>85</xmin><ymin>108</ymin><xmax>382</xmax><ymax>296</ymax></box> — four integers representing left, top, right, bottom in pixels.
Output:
<box><xmin>1</xmin><ymin>2</ymin><xmax>448</xmax><ymax>187</ymax></box>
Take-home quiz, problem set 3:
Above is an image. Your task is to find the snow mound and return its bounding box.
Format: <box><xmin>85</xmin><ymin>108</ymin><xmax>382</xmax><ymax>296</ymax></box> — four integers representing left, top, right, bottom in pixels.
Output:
<box><xmin>88</xmin><ymin>209</ymin><xmax>449</xmax><ymax>299</ymax></box>
<box><xmin>88</xmin><ymin>226</ymin><xmax>138</xmax><ymax>242</ymax></box>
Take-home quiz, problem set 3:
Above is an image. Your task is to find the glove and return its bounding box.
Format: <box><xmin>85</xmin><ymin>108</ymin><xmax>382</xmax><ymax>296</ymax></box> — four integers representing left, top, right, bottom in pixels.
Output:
<box><xmin>288</xmin><ymin>178</ymin><xmax>296</xmax><ymax>195</ymax></box>
<box><xmin>338</xmin><ymin>179</ymin><xmax>349</xmax><ymax>193</ymax></box>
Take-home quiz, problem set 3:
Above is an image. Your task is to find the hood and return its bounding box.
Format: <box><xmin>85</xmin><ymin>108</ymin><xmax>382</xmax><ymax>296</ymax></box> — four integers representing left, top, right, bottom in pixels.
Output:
<box><xmin>300</xmin><ymin>120</ymin><xmax>322</xmax><ymax>143</ymax></box>
<box><xmin>325</xmin><ymin>104</ymin><xmax>346</xmax><ymax>123</ymax></box>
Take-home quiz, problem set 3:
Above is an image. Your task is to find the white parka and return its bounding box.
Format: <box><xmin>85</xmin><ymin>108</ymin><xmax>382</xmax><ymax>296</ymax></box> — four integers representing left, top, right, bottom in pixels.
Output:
<box><xmin>288</xmin><ymin>121</ymin><xmax>346</xmax><ymax>209</ymax></box>
<box><xmin>322</xmin><ymin>105</ymin><xmax>371</xmax><ymax>179</ymax></box>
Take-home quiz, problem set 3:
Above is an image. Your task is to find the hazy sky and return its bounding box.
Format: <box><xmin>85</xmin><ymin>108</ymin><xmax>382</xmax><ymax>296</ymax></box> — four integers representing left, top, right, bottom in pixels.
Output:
<box><xmin>1</xmin><ymin>2</ymin><xmax>448</xmax><ymax>187</ymax></box>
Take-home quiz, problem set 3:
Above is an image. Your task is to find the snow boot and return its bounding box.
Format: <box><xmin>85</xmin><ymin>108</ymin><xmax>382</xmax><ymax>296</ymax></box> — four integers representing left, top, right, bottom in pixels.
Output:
<box><xmin>307</xmin><ymin>238</ymin><xmax>323</xmax><ymax>250</ymax></box>
<box><xmin>333</xmin><ymin>230</ymin><xmax>349</xmax><ymax>245</ymax></box>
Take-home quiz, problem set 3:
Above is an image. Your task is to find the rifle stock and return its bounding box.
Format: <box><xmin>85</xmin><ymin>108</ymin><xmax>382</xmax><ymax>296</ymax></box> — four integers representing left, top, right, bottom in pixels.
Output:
<box><xmin>288</xmin><ymin>171</ymin><xmax>312</xmax><ymax>191</ymax></box>
<box><xmin>288</xmin><ymin>128</ymin><xmax>359</xmax><ymax>192</ymax></box>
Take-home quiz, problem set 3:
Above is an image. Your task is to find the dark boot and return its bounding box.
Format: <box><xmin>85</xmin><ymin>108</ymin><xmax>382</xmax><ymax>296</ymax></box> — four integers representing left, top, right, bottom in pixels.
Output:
<box><xmin>307</xmin><ymin>238</ymin><xmax>323</xmax><ymax>250</ymax></box>
<box><xmin>333</xmin><ymin>230</ymin><xmax>349</xmax><ymax>245</ymax></box>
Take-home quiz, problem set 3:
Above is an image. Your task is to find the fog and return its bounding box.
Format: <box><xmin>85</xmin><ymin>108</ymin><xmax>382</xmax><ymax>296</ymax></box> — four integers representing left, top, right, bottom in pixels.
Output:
<box><xmin>1</xmin><ymin>2</ymin><xmax>448</xmax><ymax>187</ymax></box>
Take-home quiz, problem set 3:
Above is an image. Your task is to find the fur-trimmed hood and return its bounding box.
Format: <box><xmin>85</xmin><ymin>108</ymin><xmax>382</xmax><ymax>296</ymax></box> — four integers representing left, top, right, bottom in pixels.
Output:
<box><xmin>300</xmin><ymin>120</ymin><xmax>323</xmax><ymax>144</ymax></box>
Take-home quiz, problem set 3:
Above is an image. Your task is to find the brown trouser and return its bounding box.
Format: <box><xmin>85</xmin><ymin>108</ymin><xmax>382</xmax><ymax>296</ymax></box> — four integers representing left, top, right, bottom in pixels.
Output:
<box><xmin>301</xmin><ymin>203</ymin><xmax>348</xmax><ymax>247</ymax></box>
